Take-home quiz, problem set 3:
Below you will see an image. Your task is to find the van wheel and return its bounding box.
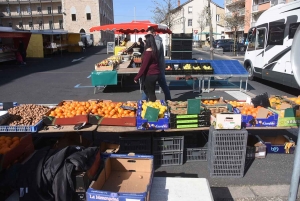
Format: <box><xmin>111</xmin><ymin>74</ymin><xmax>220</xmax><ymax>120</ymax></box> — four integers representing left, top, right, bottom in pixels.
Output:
<box><xmin>246</xmin><ymin>65</ymin><xmax>254</xmax><ymax>80</ymax></box>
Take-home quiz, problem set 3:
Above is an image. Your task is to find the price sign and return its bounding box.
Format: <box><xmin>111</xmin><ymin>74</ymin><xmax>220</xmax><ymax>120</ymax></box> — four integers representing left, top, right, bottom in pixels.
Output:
<box><xmin>107</xmin><ymin>42</ymin><xmax>115</xmax><ymax>54</ymax></box>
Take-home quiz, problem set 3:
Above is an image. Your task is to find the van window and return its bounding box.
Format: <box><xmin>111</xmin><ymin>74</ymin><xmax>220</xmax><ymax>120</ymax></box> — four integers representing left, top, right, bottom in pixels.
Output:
<box><xmin>256</xmin><ymin>28</ymin><xmax>266</xmax><ymax>50</ymax></box>
<box><xmin>289</xmin><ymin>22</ymin><xmax>300</xmax><ymax>39</ymax></box>
<box><xmin>246</xmin><ymin>27</ymin><xmax>256</xmax><ymax>51</ymax></box>
<box><xmin>268</xmin><ymin>24</ymin><xmax>285</xmax><ymax>45</ymax></box>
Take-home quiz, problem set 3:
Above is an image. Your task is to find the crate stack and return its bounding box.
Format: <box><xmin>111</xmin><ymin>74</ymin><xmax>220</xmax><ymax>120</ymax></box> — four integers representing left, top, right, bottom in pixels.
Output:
<box><xmin>171</xmin><ymin>33</ymin><xmax>193</xmax><ymax>60</ymax></box>
<box><xmin>208</xmin><ymin>127</ymin><xmax>248</xmax><ymax>178</ymax></box>
<box><xmin>153</xmin><ymin>135</ymin><xmax>184</xmax><ymax>166</ymax></box>
<box><xmin>119</xmin><ymin>134</ymin><xmax>152</xmax><ymax>155</ymax></box>
<box><xmin>184</xmin><ymin>132</ymin><xmax>208</xmax><ymax>162</ymax></box>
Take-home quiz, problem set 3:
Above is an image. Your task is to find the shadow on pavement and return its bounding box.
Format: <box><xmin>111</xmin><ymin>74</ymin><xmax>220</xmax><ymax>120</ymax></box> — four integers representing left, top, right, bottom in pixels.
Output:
<box><xmin>211</xmin><ymin>187</ymin><xmax>234</xmax><ymax>201</ymax></box>
<box><xmin>154</xmin><ymin>171</ymin><xmax>198</xmax><ymax>178</ymax></box>
<box><xmin>0</xmin><ymin>46</ymin><xmax>106</xmax><ymax>87</ymax></box>
<box><xmin>252</xmin><ymin>77</ymin><xmax>300</xmax><ymax>96</ymax></box>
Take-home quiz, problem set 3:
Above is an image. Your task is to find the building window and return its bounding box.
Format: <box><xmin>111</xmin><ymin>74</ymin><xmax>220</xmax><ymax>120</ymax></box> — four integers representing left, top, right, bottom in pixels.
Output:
<box><xmin>188</xmin><ymin>19</ymin><xmax>192</xmax><ymax>26</ymax></box>
<box><xmin>58</xmin><ymin>6</ymin><xmax>62</xmax><ymax>14</ymax></box>
<box><xmin>71</xmin><ymin>6</ymin><xmax>76</xmax><ymax>21</ymax></box>
<box><xmin>188</xmin><ymin>6</ymin><xmax>192</xmax><ymax>14</ymax></box>
<box><xmin>17</xmin><ymin>7</ymin><xmax>21</xmax><ymax>15</ymax></box>
<box><xmin>216</xmin><ymin>14</ymin><xmax>220</xmax><ymax>22</ymax></box>
<box><xmin>27</xmin><ymin>6</ymin><xmax>31</xmax><ymax>14</ymax></box>
<box><xmin>268</xmin><ymin>24</ymin><xmax>285</xmax><ymax>45</ymax></box>
<box><xmin>47</xmin><ymin>7</ymin><xmax>52</xmax><ymax>14</ymax></box>
<box><xmin>39</xmin><ymin>21</ymin><xmax>43</xmax><ymax>29</ymax></box>
<box><xmin>72</xmin><ymin>14</ymin><xmax>76</xmax><ymax>21</ymax></box>
<box><xmin>59</xmin><ymin>19</ymin><xmax>63</xmax><ymax>29</ymax></box>
<box><xmin>37</xmin><ymin>6</ymin><xmax>41</xmax><ymax>13</ymax></box>
<box><xmin>29</xmin><ymin>21</ymin><xmax>33</xmax><ymax>29</ymax></box>
<box><xmin>86</xmin><ymin>13</ymin><xmax>91</xmax><ymax>20</ymax></box>
<box><xmin>6</xmin><ymin>7</ymin><xmax>10</xmax><ymax>16</ymax></box>
<box><xmin>289</xmin><ymin>22</ymin><xmax>300</xmax><ymax>39</ymax></box>
<box><xmin>19</xmin><ymin>22</ymin><xmax>23</xmax><ymax>28</ymax></box>
<box><xmin>8</xmin><ymin>22</ymin><xmax>12</xmax><ymax>27</ymax></box>
<box><xmin>49</xmin><ymin>20</ymin><xmax>53</xmax><ymax>29</ymax></box>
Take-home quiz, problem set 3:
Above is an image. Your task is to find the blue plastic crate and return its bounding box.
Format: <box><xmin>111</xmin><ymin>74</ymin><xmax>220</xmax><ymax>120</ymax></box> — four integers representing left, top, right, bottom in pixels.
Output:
<box><xmin>0</xmin><ymin>120</ymin><xmax>44</xmax><ymax>132</ymax></box>
<box><xmin>136</xmin><ymin>100</ymin><xmax>169</xmax><ymax>130</ymax></box>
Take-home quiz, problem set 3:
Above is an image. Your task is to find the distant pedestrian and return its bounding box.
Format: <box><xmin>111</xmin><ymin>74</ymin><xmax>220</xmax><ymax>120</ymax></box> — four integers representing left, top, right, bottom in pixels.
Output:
<box><xmin>18</xmin><ymin>40</ymin><xmax>26</xmax><ymax>65</ymax></box>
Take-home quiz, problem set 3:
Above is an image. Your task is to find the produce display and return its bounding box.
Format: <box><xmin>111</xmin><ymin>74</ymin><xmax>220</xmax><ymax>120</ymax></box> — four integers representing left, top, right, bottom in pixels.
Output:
<box><xmin>95</xmin><ymin>59</ymin><xmax>111</xmax><ymax>67</ymax></box>
<box><xmin>202</xmin><ymin>64</ymin><xmax>213</xmax><ymax>70</ymax></box>
<box><xmin>49</xmin><ymin>101</ymin><xmax>137</xmax><ymax>118</ymax></box>
<box><xmin>238</xmin><ymin>105</ymin><xmax>265</xmax><ymax>118</ymax></box>
<box><xmin>141</xmin><ymin>101</ymin><xmax>168</xmax><ymax>119</ymax></box>
<box><xmin>107</xmin><ymin>55</ymin><xmax>122</xmax><ymax>65</ymax></box>
<box><xmin>167</xmin><ymin>101</ymin><xmax>188</xmax><ymax>114</ymax></box>
<box><xmin>183</xmin><ymin>64</ymin><xmax>192</xmax><ymax>70</ymax></box>
<box><xmin>0</xmin><ymin>136</ymin><xmax>20</xmax><ymax>154</ymax></box>
<box><xmin>133</xmin><ymin>56</ymin><xmax>142</xmax><ymax>63</ymax></box>
<box><xmin>6</xmin><ymin>104</ymin><xmax>50</xmax><ymax>126</ymax></box>
<box><xmin>287</xmin><ymin>97</ymin><xmax>300</xmax><ymax>105</ymax></box>
<box><xmin>227</xmin><ymin>101</ymin><xmax>246</xmax><ymax>108</ymax></box>
<box><xmin>210</xmin><ymin>107</ymin><xmax>229</xmax><ymax>117</ymax></box>
<box><xmin>202</xmin><ymin>99</ymin><xmax>221</xmax><ymax>105</ymax></box>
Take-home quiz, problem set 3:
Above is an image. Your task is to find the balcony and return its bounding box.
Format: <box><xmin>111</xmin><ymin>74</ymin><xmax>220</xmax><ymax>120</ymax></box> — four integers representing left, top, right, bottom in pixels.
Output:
<box><xmin>1</xmin><ymin>9</ymin><xmax>63</xmax><ymax>18</ymax></box>
<box><xmin>0</xmin><ymin>0</ymin><xmax>62</xmax><ymax>4</ymax></box>
<box><xmin>252</xmin><ymin>1</ymin><xmax>270</xmax><ymax>13</ymax></box>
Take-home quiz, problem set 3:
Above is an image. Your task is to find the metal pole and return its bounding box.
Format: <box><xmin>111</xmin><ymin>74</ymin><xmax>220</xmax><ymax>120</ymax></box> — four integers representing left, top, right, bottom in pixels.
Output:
<box><xmin>208</xmin><ymin>0</ymin><xmax>214</xmax><ymax>60</ymax></box>
<box><xmin>288</xmin><ymin>127</ymin><xmax>300</xmax><ymax>201</ymax></box>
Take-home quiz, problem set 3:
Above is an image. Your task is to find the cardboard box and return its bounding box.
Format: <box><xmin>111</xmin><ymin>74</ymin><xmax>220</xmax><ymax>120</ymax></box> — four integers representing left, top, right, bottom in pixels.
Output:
<box><xmin>247</xmin><ymin>135</ymin><xmax>267</xmax><ymax>159</ymax></box>
<box><xmin>0</xmin><ymin>133</ymin><xmax>34</xmax><ymax>171</ymax></box>
<box><xmin>100</xmin><ymin>142</ymin><xmax>120</xmax><ymax>160</ymax></box>
<box><xmin>136</xmin><ymin>100</ymin><xmax>169</xmax><ymax>130</ymax></box>
<box><xmin>86</xmin><ymin>154</ymin><xmax>154</xmax><ymax>201</ymax></box>
<box><xmin>214</xmin><ymin>113</ymin><xmax>241</xmax><ymax>129</ymax></box>
<box><xmin>259</xmin><ymin>135</ymin><xmax>295</xmax><ymax>154</ymax></box>
<box><xmin>269</xmin><ymin>107</ymin><xmax>300</xmax><ymax>127</ymax></box>
<box><xmin>235</xmin><ymin>107</ymin><xmax>278</xmax><ymax>128</ymax></box>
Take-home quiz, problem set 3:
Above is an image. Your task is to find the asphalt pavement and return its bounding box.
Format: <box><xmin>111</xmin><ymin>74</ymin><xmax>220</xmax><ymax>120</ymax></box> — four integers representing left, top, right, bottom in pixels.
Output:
<box><xmin>1</xmin><ymin>46</ymin><xmax>300</xmax><ymax>200</ymax></box>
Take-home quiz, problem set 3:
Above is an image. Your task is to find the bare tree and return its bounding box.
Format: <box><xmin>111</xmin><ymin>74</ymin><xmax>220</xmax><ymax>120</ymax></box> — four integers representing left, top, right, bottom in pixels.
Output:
<box><xmin>222</xmin><ymin>2</ymin><xmax>249</xmax><ymax>55</ymax></box>
<box><xmin>151</xmin><ymin>0</ymin><xmax>180</xmax><ymax>30</ymax></box>
<box><xmin>197</xmin><ymin>7</ymin><xmax>208</xmax><ymax>46</ymax></box>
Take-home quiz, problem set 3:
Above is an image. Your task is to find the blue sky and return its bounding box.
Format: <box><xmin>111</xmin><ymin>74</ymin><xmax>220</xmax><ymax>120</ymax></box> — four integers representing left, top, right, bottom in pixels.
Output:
<box><xmin>113</xmin><ymin>0</ymin><xmax>224</xmax><ymax>23</ymax></box>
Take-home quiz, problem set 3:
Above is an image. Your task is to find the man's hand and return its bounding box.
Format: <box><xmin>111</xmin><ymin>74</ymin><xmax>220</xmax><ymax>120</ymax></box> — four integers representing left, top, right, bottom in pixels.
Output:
<box><xmin>134</xmin><ymin>80</ymin><xmax>138</xmax><ymax>83</ymax></box>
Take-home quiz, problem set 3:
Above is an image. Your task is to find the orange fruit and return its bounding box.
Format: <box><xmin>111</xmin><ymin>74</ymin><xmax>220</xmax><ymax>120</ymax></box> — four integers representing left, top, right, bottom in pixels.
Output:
<box><xmin>12</xmin><ymin>137</ymin><xmax>19</xmax><ymax>142</ymax></box>
<box><xmin>246</xmin><ymin>111</ymin><xmax>252</xmax><ymax>115</ymax></box>
<box><xmin>252</xmin><ymin>113</ymin><xmax>257</xmax><ymax>118</ymax></box>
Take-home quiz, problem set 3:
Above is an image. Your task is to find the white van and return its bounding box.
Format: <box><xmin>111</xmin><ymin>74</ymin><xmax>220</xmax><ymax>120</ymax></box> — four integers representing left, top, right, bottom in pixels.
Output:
<box><xmin>244</xmin><ymin>1</ymin><xmax>300</xmax><ymax>88</ymax></box>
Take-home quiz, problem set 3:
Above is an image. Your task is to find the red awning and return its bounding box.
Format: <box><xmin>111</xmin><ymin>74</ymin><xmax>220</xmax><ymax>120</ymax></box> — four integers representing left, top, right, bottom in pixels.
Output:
<box><xmin>90</xmin><ymin>20</ymin><xmax>172</xmax><ymax>34</ymax></box>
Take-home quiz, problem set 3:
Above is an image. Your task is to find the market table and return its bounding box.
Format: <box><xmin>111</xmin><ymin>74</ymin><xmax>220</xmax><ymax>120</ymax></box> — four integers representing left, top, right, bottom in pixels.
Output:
<box><xmin>38</xmin><ymin>125</ymin><xmax>98</xmax><ymax>133</ymax></box>
<box><xmin>118</xmin><ymin>60</ymin><xmax>249</xmax><ymax>93</ymax></box>
<box><xmin>96</xmin><ymin>126</ymin><xmax>298</xmax><ymax>133</ymax></box>
<box><xmin>150</xmin><ymin>177</ymin><xmax>214</xmax><ymax>201</ymax></box>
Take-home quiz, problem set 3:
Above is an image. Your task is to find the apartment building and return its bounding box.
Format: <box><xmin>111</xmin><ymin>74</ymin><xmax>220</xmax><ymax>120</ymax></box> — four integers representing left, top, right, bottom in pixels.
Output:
<box><xmin>0</xmin><ymin>0</ymin><xmax>114</xmax><ymax>44</ymax></box>
<box><xmin>225</xmin><ymin>0</ymin><xmax>295</xmax><ymax>40</ymax></box>
<box><xmin>171</xmin><ymin>0</ymin><xmax>225</xmax><ymax>41</ymax></box>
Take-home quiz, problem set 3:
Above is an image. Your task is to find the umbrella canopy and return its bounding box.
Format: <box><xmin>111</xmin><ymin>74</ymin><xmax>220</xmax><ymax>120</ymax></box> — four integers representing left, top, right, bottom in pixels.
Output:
<box><xmin>90</xmin><ymin>20</ymin><xmax>172</xmax><ymax>34</ymax></box>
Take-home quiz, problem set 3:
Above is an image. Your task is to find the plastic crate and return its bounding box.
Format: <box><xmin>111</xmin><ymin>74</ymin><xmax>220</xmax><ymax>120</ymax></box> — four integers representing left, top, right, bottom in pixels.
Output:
<box><xmin>208</xmin><ymin>127</ymin><xmax>248</xmax><ymax>178</ymax></box>
<box><xmin>153</xmin><ymin>136</ymin><xmax>184</xmax><ymax>153</ymax></box>
<box><xmin>154</xmin><ymin>151</ymin><xmax>183</xmax><ymax>166</ymax></box>
<box><xmin>0</xmin><ymin>120</ymin><xmax>44</xmax><ymax>132</ymax></box>
<box><xmin>186</xmin><ymin>147</ymin><xmax>208</xmax><ymax>162</ymax></box>
<box><xmin>119</xmin><ymin>136</ymin><xmax>151</xmax><ymax>154</ymax></box>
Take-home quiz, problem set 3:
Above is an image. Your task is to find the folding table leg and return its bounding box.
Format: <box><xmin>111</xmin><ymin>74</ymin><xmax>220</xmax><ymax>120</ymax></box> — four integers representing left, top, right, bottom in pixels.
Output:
<box><xmin>245</xmin><ymin>78</ymin><xmax>248</xmax><ymax>91</ymax></box>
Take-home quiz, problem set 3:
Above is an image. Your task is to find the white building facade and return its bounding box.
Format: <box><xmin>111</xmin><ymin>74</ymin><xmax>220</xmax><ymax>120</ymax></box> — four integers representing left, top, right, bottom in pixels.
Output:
<box><xmin>171</xmin><ymin>0</ymin><xmax>226</xmax><ymax>41</ymax></box>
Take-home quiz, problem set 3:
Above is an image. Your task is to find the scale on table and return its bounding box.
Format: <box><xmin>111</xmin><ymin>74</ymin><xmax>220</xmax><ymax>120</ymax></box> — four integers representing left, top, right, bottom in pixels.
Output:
<box><xmin>132</xmin><ymin>52</ymin><xmax>141</xmax><ymax>68</ymax></box>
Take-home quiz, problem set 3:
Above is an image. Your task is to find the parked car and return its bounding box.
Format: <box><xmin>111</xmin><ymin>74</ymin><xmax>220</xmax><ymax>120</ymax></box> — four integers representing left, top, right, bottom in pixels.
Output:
<box><xmin>214</xmin><ymin>39</ymin><xmax>246</xmax><ymax>52</ymax></box>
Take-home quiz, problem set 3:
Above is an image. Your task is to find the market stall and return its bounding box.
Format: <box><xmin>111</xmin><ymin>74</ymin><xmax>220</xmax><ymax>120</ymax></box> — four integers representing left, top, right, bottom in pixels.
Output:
<box><xmin>0</xmin><ymin>93</ymin><xmax>299</xmax><ymax>200</ymax></box>
<box><xmin>90</xmin><ymin>20</ymin><xmax>172</xmax><ymax>56</ymax></box>
<box><xmin>0</xmin><ymin>27</ymin><xmax>31</xmax><ymax>63</ymax></box>
<box><xmin>26</xmin><ymin>31</ymin><xmax>81</xmax><ymax>58</ymax></box>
